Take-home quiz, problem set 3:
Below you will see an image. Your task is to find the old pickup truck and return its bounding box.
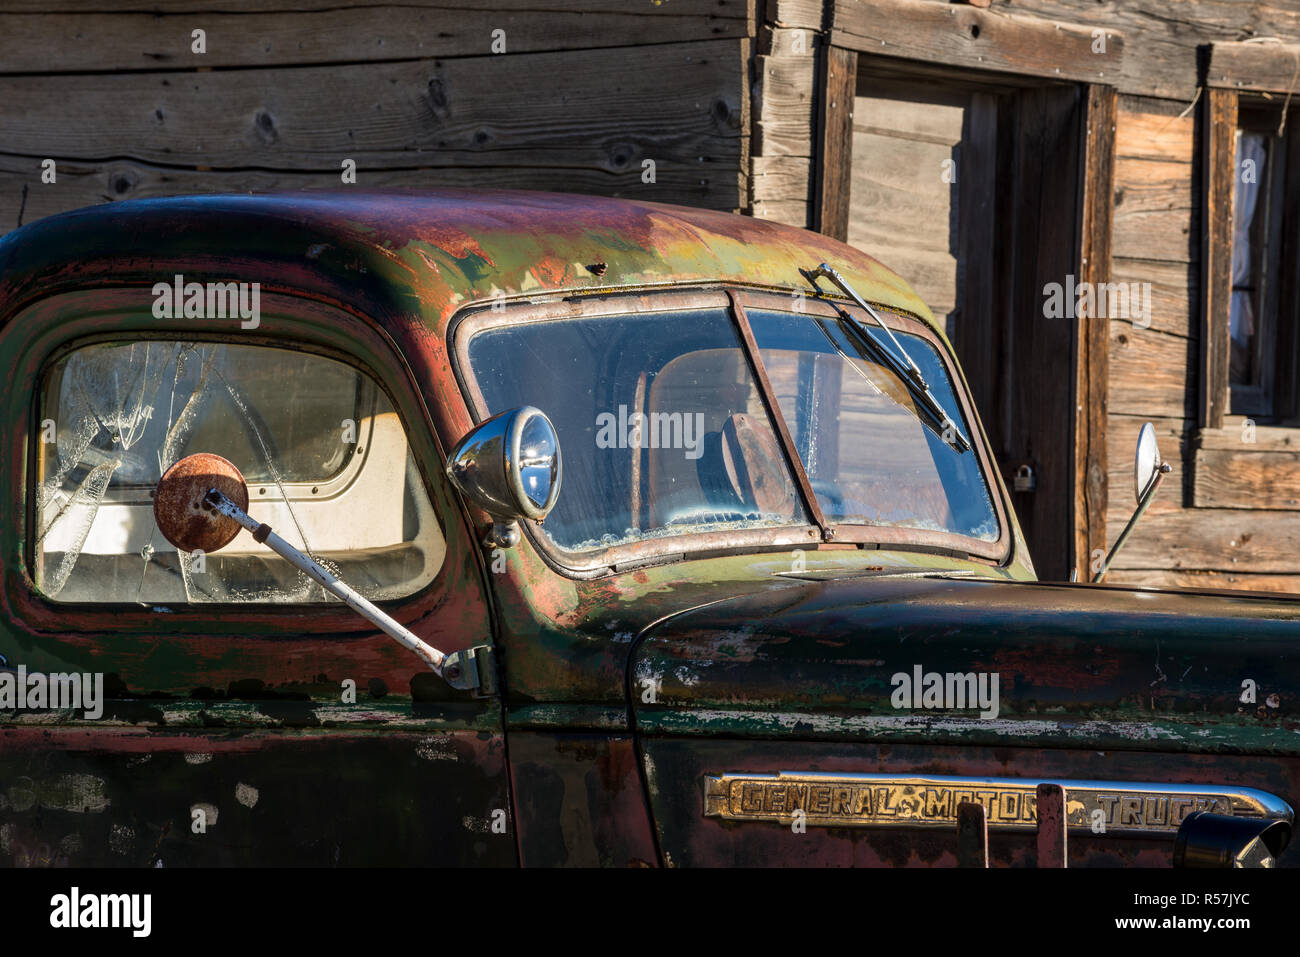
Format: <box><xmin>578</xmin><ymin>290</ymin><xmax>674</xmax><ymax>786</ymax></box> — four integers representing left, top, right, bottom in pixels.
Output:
<box><xmin>0</xmin><ymin>190</ymin><xmax>1296</xmax><ymax>868</ymax></box>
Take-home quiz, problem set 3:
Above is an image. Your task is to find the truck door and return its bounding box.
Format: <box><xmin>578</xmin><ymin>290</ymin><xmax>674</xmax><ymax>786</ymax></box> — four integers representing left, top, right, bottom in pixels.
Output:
<box><xmin>0</xmin><ymin>290</ymin><xmax>512</xmax><ymax>866</ymax></box>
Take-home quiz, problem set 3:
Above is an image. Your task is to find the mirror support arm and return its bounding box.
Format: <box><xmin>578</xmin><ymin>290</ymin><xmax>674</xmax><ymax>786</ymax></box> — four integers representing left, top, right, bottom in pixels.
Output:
<box><xmin>203</xmin><ymin>488</ymin><xmax>494</xmax><ymax>694</ymax></box>
<box><xmin>1091</xmin><ymin>464</ymin><xmax>1172</xmax><ymax>583</ymax></box>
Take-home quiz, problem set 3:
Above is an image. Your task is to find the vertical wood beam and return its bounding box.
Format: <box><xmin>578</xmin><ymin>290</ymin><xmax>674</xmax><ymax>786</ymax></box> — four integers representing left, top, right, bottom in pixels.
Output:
<box><xmin>1075</xmin><ymin>84</ymin><xmax>1116</xmax><ymax>580</ymax></box>
<box><xmin>956</xmin><ymin>91</ymin><xmax>1001</xmax><ymax>444</ymax></box>
<box><xmin>1273</xmin><ymin>119</ymin><xmax>1300</xmax><ymax>421</ymax></box>
<box><xmin>1200</xmin><ymin>88</ymin><xmax>1238</xmax><ymax>430</ymax></box>
<box><xmin>815</xmin><ymin>44</ymin><xmax>857</xmax><ymax>241</ymax></box>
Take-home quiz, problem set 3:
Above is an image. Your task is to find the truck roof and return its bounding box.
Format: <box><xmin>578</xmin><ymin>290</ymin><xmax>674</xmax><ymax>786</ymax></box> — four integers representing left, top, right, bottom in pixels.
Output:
<box><xmin>0</xmin><ymin>189</ymin><xmax>937</xmax><ymax>338</ymax></box>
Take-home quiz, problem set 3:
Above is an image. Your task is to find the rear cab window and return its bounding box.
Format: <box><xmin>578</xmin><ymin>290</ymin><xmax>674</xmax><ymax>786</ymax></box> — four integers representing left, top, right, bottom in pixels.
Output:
<box><xmin>33</xmin><ymin>328</ymin><xmax>445</xmax><ymax>605</ymax></box>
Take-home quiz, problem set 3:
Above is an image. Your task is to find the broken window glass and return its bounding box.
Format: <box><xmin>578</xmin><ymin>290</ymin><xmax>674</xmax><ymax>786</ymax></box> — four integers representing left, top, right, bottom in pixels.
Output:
<box><xmin>35</xmin><ymin>341</ymin><xmax>445</xmax><ymax>604</ymax></box>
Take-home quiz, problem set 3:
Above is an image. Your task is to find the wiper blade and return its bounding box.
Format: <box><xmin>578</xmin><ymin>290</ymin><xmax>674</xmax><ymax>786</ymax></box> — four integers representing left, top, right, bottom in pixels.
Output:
<box><xmin>801</xmin><ymin>263</ymin><xmax>970</xmax><ymax>453</ymax></box>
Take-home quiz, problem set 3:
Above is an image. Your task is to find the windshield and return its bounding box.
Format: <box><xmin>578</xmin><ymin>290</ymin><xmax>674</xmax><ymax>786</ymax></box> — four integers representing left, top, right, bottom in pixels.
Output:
<box><xmin>463</xmin><ymin>298</ymin><xmax>1000</xmax><ymax>554</ymax></box>
<box><xmin>747</xmin><ymin>308</ymin><xmax>999</xmax><ymax>541</ymax></box>
<box><xmin>468</xmin><ymin>308</ymin><xmax>807</xmax><ymax>550</ymax></box>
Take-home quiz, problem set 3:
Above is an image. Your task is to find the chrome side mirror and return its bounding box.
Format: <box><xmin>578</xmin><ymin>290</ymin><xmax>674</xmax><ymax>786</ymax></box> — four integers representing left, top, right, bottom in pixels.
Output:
<box><xmin>446</xmin><ymin>406</ymin><xmax>561</xmax><ymax>548</ymax></box>
<box><xmin>1134</xmin><ymin>421</ymin><xmax>1162</xmax><ymax>503</ymax></box>
<box><xmin>1091</xmin><ymin>421</ymin><xmax>1172</xmax><ymax>583</ymax></box>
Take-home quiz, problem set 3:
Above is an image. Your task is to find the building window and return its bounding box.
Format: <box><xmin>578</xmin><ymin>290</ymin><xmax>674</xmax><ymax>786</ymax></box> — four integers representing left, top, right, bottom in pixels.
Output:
<box><xmin>1229</xmin><ymin>114</ymin><xmax>1289</xmax><ymax>419</ymax></box>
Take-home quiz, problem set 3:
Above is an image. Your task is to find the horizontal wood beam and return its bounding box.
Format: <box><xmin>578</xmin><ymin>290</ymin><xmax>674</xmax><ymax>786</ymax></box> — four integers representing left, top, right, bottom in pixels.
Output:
<box><xmin>1206</xmin><ymin>40</ymin><xmax>1300</xmax><ymax>95</ymax></box>
<box><xmin>1106</xmin><ymin>507</ymin><xmax>1300</xmax><ymax>572</ymax></box>
<box><xmin>830</xmin><ymin>0</ymin><xmax>1122</xmax><ymax>85</ymax></box>
<box><xmin>0</xmin><ymin>2</ymin><xmax>753</xmax><ymax>72</ymax></box>
<box><xmin>1192</xmin><ymin>444</ymin><xmax>1300</xmax><ymax>509</ymax></box>
<box><xmin>0</xmin><ymin>40</ymin><xmax>748</xmax><ymax>174</ymax></box>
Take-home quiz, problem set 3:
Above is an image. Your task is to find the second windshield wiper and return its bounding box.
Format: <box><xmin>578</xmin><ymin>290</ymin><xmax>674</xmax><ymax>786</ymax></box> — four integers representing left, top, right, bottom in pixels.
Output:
<box><xmin>801</xmin><ymin>263</ymin><xmax>971</xmax><ymax>453</ymax></box>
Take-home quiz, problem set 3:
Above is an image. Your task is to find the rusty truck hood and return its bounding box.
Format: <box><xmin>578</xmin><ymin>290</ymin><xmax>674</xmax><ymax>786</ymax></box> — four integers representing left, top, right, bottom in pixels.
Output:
<box><xmin>631</xmin><ymin>574</ymin><xmax>1300</xmax><ymax>752</ymax></box>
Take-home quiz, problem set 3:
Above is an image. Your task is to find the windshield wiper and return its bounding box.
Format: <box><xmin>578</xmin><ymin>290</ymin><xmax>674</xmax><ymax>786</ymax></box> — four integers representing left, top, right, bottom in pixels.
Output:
<box><xmin>801</xmin><ymin>263</ymin><xmax>970</xmax><ymax>453</ymax></box>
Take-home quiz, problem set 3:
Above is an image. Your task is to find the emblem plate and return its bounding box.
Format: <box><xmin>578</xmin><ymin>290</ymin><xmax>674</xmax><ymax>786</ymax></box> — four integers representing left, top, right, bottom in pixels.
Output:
<box><xmin>702</xmin><ymin>772</ymin><xmax>1294</xmax><ymax>836</ymax></box>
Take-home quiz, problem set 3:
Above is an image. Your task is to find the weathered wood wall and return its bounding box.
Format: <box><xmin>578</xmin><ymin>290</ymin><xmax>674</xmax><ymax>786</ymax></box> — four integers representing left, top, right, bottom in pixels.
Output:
<box><xmin>8</xmin><ymin>0</ymin><xmax>1300</xmax><ymax>592</ymax></box>
<box><xmin>0</xmin><ymin>1</ymin><xmax>754</xmax><ymax>236</ymax></box>
<box><xmin>773</xmin><ymin>0</ymin><xmax>1300</xmax><ymax>592</ymax></box>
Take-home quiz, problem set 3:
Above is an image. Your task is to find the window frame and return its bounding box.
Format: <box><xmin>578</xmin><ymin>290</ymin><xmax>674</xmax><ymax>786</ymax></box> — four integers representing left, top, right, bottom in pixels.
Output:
<box><xmin>1200</xmin><ymin>71</ymin><xmax>1300</xmax><ymax>433</ymax></box>
<box><xmin>1227</xmin><ymin>110</ymin><xmax>1291</xmax><ymax>420</ymax></box>
<box><xmin>449</xmin><ymin>284</ymin><xmax>1012</xmax><ymax>576</ymax></box>
<box><xmin>1193</xmin><ymin>46</ymin><xmax>1300</xmax><ymax>509</ymax></box>
<box><xmin>9</xmin><ymin>288</ymin><xmax>455</xmax><ymax>632</ymax></box>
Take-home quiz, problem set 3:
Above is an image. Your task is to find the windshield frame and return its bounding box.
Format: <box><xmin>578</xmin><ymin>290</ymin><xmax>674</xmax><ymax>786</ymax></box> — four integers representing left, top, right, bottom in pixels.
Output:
<box><xmin>450</xmin><ymin>285</ymin><xmax>1011</xmax><ymax>575</ymax></box>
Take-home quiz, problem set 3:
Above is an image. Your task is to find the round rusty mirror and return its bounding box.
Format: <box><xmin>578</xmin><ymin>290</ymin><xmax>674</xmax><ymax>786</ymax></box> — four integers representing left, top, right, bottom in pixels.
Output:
<box><xmin>153</xmin><ymin>453</ymin><xmax>249</xmax><ymax>553</ymax></box>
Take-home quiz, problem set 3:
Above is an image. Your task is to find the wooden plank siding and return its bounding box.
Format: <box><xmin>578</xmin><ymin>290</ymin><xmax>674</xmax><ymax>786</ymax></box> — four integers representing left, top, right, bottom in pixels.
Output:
<box><xmin>9</xmin><ymin>0</ymin><xmax>1300</xmax><ymax>593</ymax></box>
<box><xmin>1106</xmin><ymin>92</ymin><xmax>1300</xmax><ymax>590</ymax></box>
<box><xmin>751</xmin><ymin>0</ymin><xmax>826</xmax><ymax>227</ymax></box>
<box><xmin>0</xmin><ymin>2</ymin><xmax>753</xmax><ymax>72</ymax></box>
<box><xmin>0</xmin><ymin>3</ymin><xmax>755</xmax><ymax>235</ymax></box>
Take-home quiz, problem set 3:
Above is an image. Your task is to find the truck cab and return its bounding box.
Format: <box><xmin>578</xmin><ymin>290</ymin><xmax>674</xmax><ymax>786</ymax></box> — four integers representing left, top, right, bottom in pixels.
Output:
<box><xmin>0</xmin><ymin>190</ymin><xmax>1295</xmax><ymax>867</ymax></box>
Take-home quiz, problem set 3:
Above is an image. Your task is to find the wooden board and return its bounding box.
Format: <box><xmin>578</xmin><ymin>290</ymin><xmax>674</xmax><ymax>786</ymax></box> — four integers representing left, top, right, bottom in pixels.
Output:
<box><xmin>1208</xmin><ymin>40</ymin><xmax>1300</xmax><ymax>94</ymax></box>
<box><xmin>815</xmin><ymin>45</ymin><xmax>856</xmax><ymax>239</ymax></box>
<box><xmin>830</xmin><ymin>0</ymin><xmax>1124</xmax><ymax>85</ymax></box>
<box><xmin>834</xmin><ymin>0</ymin><xmax>1124</xmax><ymax>84</ymax></box>
<box><xmin>1001</xmin><ymin>85</ymin><xmax>1084</xmax><ymax>581</ymax></box>
<box><xmin>1115</xmin><ymin>107</ymin><xmax>1194</xmax><ymax>163</ymax></box>
<box><xmin>0</xmin><ymin>39</ymin><xmax>750</xmax><ymax>233</ymax></box>
<box><xmin>768</xmin><ymin>0</ymin><xmax>826</xmax><ymax>31</ymax></box>
<box><xmin>1075</xmin><ymin>84</ymin><xmax>1117</xmax><ymax>581</ymax></box>
<box><xmin>0</xmin><ymin>2</ymin><xmax>753</xmax><ymax>72</ymax></box>
<box><xmin>752</xmin><ymin>52</ymin><xmax>818</xmax><ymax>158</ymax></box>
<box><xmin>1110</xmin><ymin>258</ymin><xmax>1196</xmax><ymax>339</ymax></box>
<box><xmin>1112</xmin><ymin>184</ymin><xmax>1195</xmax><ymax>263</ymax></box>
<box><xmin>0</xmin><ymin>156</ymin><xmax>749</xmax><ymax>236</ymax></box>
<box><xmin>966</xmin><ymin>0</ymin><xmax>1300</xmax><ymax>101</ymax></box>
<box><xmin>1108</xmin><ymin>321</ymin><xmax>1194</xmax><ymax>419</ymax></box>
<box><xmin>1107</xmin><ymin>507</ymin><xmax>1300</xmax><ymax>573</ymax></box>
<box><xmin>1192</xmin><ymin>424</ymin><xmax>1300</xmax><ymax>510</ymax></box>
<box><xmin>1</xmin><ymin>41</ymin><xmax>747</xmax><ymax>171</ymax></box>
<box><xmin>1105</xmin><ymin>569</ymin><xmax>1300</xmax><ymax>594</ymax></box>
<box><xmin>954</xmin><ymin>91</ymin><xmax>999</xmax><ymax>428</ymax></box>
<box><xmin>1199</xmin><ymin>88</ymin><xmax>1238</xmax><ymax>430</ymax></box>
<box><xmin>1193</xmin><ymin>445</ymin><xmax>1300</xmax><ymax>510</ymax></box>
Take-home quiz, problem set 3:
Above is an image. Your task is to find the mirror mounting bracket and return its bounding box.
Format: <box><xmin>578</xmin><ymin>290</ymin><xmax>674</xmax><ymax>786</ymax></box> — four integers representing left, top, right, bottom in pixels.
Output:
<box><xmin>483</xmin><ymin>521</ymin><xmax>522</xmax><ymax>550</ymax></box>
<box><xmin>443</xmin><ymin>645</ymin><xmax>498</xmax><ymax>697</ymax></box>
